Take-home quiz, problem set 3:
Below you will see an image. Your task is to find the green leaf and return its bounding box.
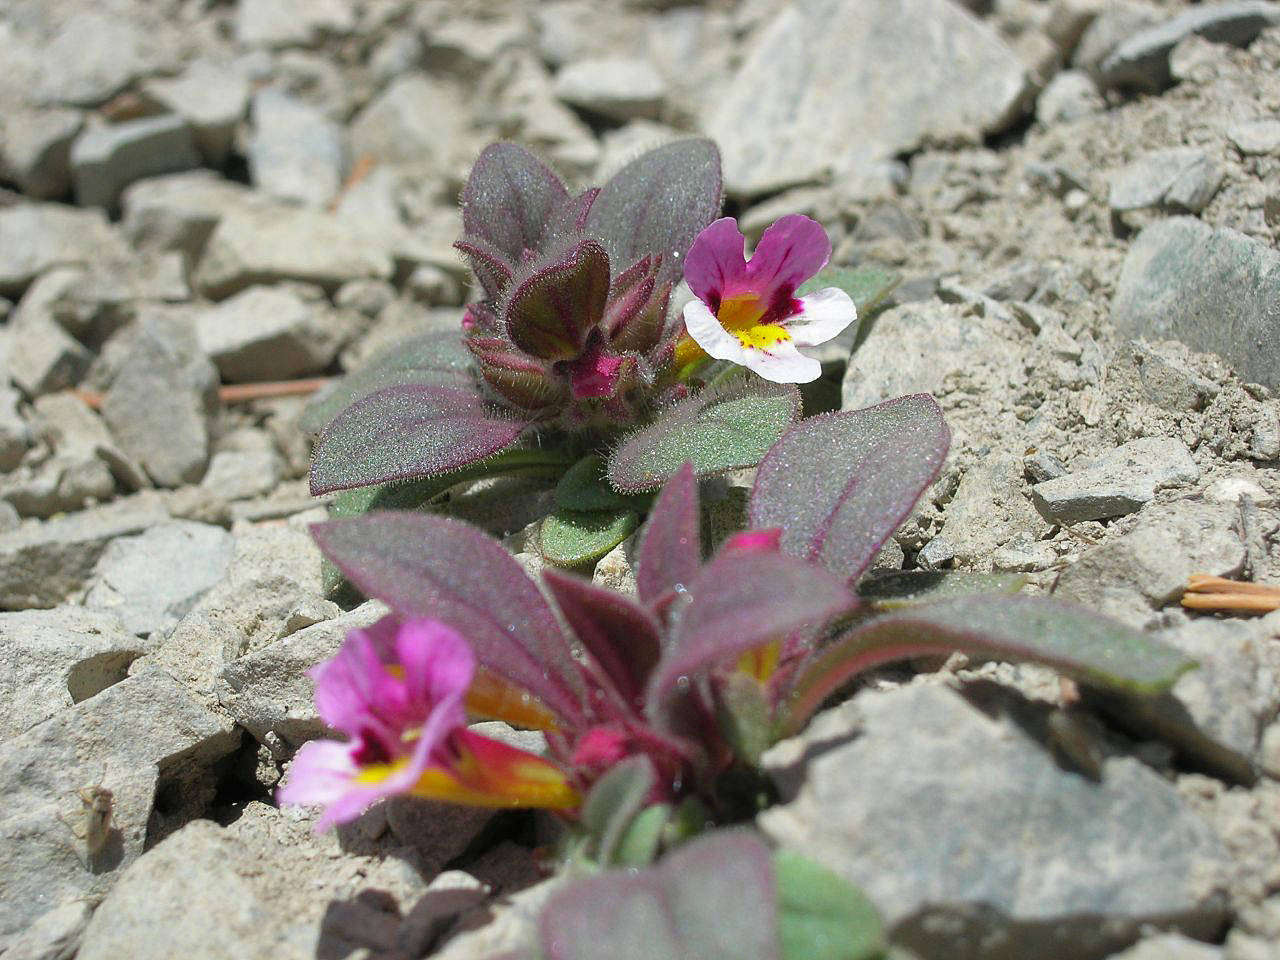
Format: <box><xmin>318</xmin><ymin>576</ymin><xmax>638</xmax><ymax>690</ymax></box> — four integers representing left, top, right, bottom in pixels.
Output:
<box><xmin>608</xmin><ymin>373</ymin><xmax>801</xmax><ymax>493</ymax></box>
<box><xmin>581</xmin><ymin>757</ymin><xmax>656</xmax><ymax>867</ymax></box>
<box><xmin>716</xmin><ymin>672</ymin><xmax>773</xmax><ymax>767</ymax></box>
<box><xmin>556</xmin><ymin>454</ymin><xmax>647</xmax><ymax>511</ymax></box>
<box><xmin>774</xmin><ymin>850</ymin><xmax>885</xmax><ymax>960</ymax></box>
<box><xmin>778</xmin><ymin>595</ymin><xmax>1198</xmax><ymax>737</ymax></box>
<box><xmin>858</xmin><ymin>571</ymin><xmax>1027</xmax><ymax>610</ymax></box>
<box><xmin>613</xmin><ymin>804</ymin><xmax>671</xmax><ymax>867</ymax></box>
<box><xmin>540</xmin><ymin>507</ymin><xmax>639</xmax><ymax>569</ymax></box>
<box><xmin>505</xmin><ymin>240</ymin><xmax>610</xmax><ymax>361</ymax></box>
<box><xmin>797</xmin><ymin>265</ymin><xmax>900</xmax><ymax>315</ymax></box>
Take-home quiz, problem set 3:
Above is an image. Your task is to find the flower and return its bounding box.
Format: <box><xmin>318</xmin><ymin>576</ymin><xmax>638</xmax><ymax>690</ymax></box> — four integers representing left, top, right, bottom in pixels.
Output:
<box><xmin>681</xmin><ymin>215</ymin><xmax>856</xmax><ymax>384</ymax></box>
<box><xmin>277</xmin><ymin>616</ymin><xmax>578</xmax><ymax>830</ymax></box>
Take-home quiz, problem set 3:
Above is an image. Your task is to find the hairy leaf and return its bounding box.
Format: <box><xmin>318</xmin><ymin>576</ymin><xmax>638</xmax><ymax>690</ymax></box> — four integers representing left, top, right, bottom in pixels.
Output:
<box><xmin>635</xmin><ymin>462</ymin><xmax>701</xmax><ymax>606</ymax></box>
<box><xmin>543</xmin><ymin>568</ymin><xmax>662</xmax><ymax>708</ymax></box>
<box><xmin>309</xmin><ymin>383</ymin><xmax>530</xmax><ymax>494</ymax></box>
<box><xmin>716</xmin><ymin>671</ymin><xmax>773</xmax><ymax>767</ymax></box>
<box><xmin>299</xmin><ymin>333</ymin><xmax>474</xmax><ymax>436</ymax></box>
<box><xmin>556</xmin><ymin>454</ymin><xmax>643</xmax><ymax>511</ymax></box>
<box><xmin>609</xmin><ymin>374</ymin><xmax>801</xmax><ymax>493</ymax></box>
<box><xmin>580</xmin><ymin>756</ymin><xmax>656</xmax><ymax>866</ymax></box>
<box><xmin>614</xmin><ymin>803</ymin><xmax>671</xmax><ymax>867</ymax></box>
<box><xmin>540</xmin><ymin>507</ymin><xmax>639</xmax><ymax>569</ymax></box>
<box><xmin>796</xmin><ymin>265</ymin><xmax>900</xmax><ymax>316</ymax></box>
<box><xmin>461</xmin><ymin>142</ymin><xmax>569</xmax><ymax>262</ymax></box>
<box><xmin>750</xmin><ymin>394</ymin><xmax>949</xmax><ymax>582</ymax></box>
<box><xmin>312</xmin><ymin>512</ymin><xmax>586</xmax><ymax>728</ymax></box>
<box><xmin>858</xmin><ymin>571</ymin><xmax>1026</xmax><ymax>610</ymax></box>
<box><xmin>774</xmin><ymin>850</ymin><xmax>884</xmax><ymax>960</ymax></box>
<box><xmin>647</xmin><ymin>548</ymin><xmax>855</xmax><ymax>722</ymax></box>
<box><xmin>778</xmin><ymin>595</ymin><xmax>1198</xmax><ymax>736</ymax></box>
<box><xmin>454</xmin><ymin>234</ymin><xmax>515</xmax><ymax>300</ymax></box>
<box><xmin>540</xmin><ymin>829</ymin><xmax>779</xmax><ymax>960</ymax></box>
<box><xmin>543</xmin><ymin>187</ymin><xmax>600</xmax><ymax>249</ymax></box>
<box><xmin>505</xmin><ymin>240</ymin><xmax>610</xmax><ymax>361</ymax></box>
<box><xmin>586</xmin><ymin>139</ymin><xmax>722</xmax><ymax>287</ymax></box>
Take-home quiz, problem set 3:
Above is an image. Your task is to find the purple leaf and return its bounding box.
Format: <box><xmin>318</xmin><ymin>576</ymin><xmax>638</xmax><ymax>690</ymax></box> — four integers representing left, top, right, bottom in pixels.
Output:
<box><xmin>454</xmin><ymin>234</ymin><xmax>515</xmax><ymax>300</ymax></box>
<box><xmin>466</xmin><ymin>337</ymin><xmax>567</xmax><ymax>411</ymax></box>
<box><xmin>504</xmin><ymin>240</ymin><xmax>610</xmax><ymax>361</ymax></box>
<box><xmin>541</xmin><ymin>829</ymin><xmax>779</xmax><ymax>960</ymax></box>
<box><xmin>309</xmin><ymin>383</ymin><xmax>530</xmax><ymax>494</ymax></box>
<box><xmin>543</xmin><ymin>568</ymin><xmax>662</xmax><ymax>709</ymax></box>
<box><xmin>778</xmin><ymin>595</ymin><xmax>1198</xmax><ymax>737</ymax></box>
<box><xmin>311</xmin><ymin>512</ymin><xmax>587</xmax><ymax>728</ymax></box>
<box><xmin>646</xmin><ymin>547</ymin><xmax>855</xmax><ymax>722</ymax></box>
<box><xmin>635</xmin><ymin>462</ymin><xmax>701</xmax><ymax>606</ymax></box>
<box><xmin>543</xmin><ymin>188</ymin><xmax>600</xmax><ymax>248</ymax></box>
<box><xmin>299</xmin><ymin>333</ymin><xmax>474</xmax><ymax>436</ymax></box>
<box><xmin>750</xmin><ymin>394</ymin><xmax>950</xmax><ymax>582</ymax></box>
<box><xmin>586</xmin><ymin>139</ymin><xmax>722</xmax><ymax>287</ymax></box>
<box><xmin>461</xmin><ymin>142</ymin><xmax>569</xmax><ymax>263</ymax></box>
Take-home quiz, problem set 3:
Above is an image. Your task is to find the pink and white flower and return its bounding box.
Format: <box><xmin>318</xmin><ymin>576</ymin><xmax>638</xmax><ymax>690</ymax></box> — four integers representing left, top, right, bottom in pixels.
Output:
<box><xmin>681</xmin><ymin>215</ymin><xmax>856</xmax><ymax>384</ymax></box>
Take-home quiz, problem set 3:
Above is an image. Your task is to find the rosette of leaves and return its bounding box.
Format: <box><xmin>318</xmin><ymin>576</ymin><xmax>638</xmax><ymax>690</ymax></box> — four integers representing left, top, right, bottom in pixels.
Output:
<box><xmin>303</xmin><ymin>139</ymin><xmax>901</xmax><ymax>572</ymax></box>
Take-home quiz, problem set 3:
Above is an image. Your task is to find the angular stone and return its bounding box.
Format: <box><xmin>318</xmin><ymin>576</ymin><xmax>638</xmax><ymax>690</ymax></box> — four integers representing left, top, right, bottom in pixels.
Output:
<box><xmin>142</xmin><ymin>61</ymin><xmax>251</xmax><ymax>167</ymax></box>
<box><xmin>70</xmin><ymin>115</ymin><xmax>202</xmax><ymax>209</ymax></box>
<box><xmin>1109</xmin><ymin>147</ymin><xmax>1222</xmax><ymax>216</ymax></box>
<box><xmin>0</xmin><ymin>607</ymin><xmax>147</xmax><ymax>740</ymax></box>
<box><xmin>120</xmin><ymin>171</ymin><xmax>258</xmax><ymax>257</ymax></box>
<box><xmin>30</xmin><ymin>11</ymin><xmax>162</xmax><ymax>108</ymax></box>
<box><xmin>349</xmin><ymin>73</ymin><xmax>466</xmax><ymax>172</ymax></box>
<box><xmin>235</xmin><ymin>0</ymin><xmax>357</xmax><ymax>48</ymax></box>
<box><xmin>0</xmin><ymin>671</ymin><xmax>238</xmax><ymax>950</ymax></box>
<box><xmin>1099</xmin><ymin>0</ymin><xmax>1280</xmax><ymax>92</ymax></box>
<box><xmin>0</xmin><ymin>107</ymin><xmax>84</xmax><ymax>199</ymax></box>
<box><xmin>1111</xmin><ymin>218</ymin><xmax>1280</xmax><ymax>392</ymax></box>
<box><xmin>0</xmin><ymin>205</ymin><xmax>128</xmax><ymax>298</ymax></box>
<box><xmin>1110</xmin><ymin>934</ymin><xmax>1223</xmax><ymax>960</ymax></box>
<box><xmin>553</xmin><ymin>57</ymin><xmax>666</xmax><ymax>121</ymax></box>
<box><xmin>195</xmin><ymin>285</ymin><xmax>356</xmax><ymax>381</ymax></box>
<box><xmin>1031</xmin><ymin>437</ymin><xmax>1199</xmax><ymax>523</ymax></box>
<box><xmin>1054</xmin><ymin>501</ymin><xmax>1246</xmax><ymax>627</ymax></box>
<box><xmin>0</xmin><ymin>387</ymin><xmax>30</xmax><ymax>472</ymax></box>
<box><xmin>759</xmin><ymin>684</ymin><xmax>1230</xmax><ymax>960</ymax></box>
<box><xmin>941</xmin><ymin>452</ymin><xmax>1052</xmax><ymax>566</ymax></box>
<box><xmin>33</xmin><ymin>392</ymin><xmax>148</xmax><ymax>492</ymax></box>
<box><xmin>195</xmin><ymin>204</ymin><xmax>394</xmax><ymax>299</ymax></box>
<box><xmin>1227</xmin><ymin>119</ymin><xmax>1280</xmax><ymax>156</ymax></box>
<box><xmin>199</xmin><ymin>449</ymin><xmax>284</xmax><ymax>502</ymax></box>
<box><xmin>247</xmin><ymin>87</ymin><xmax>346</xmax><ymax>208</ymax></box>
<box><xmin>1035</xmin><ymin>69</ymin><xmax>1105</xmax><ymax>124</ymax></box>
<box><xmin>707</xmin><ymin>0</ymin><xmax>1032</xmax><ymax>196</ymax></box>
<box><xmin>217</xmin><ymin>601</ymin><xmax>386</xmax><ymax>749</ymax></box>
<box><xmin>7</xmin><ymin>315</ymin><xmax>90</xmax><ymax>398</ymax></box>
<box><xmin>83</xmin><ymin>521</ymin><xmax>234</xmax><ymax>637</ymax></box>
<box><xmin>0</xmin><ymin>451</ymin><xmax>115</xmax><ymax>519</ymax></box>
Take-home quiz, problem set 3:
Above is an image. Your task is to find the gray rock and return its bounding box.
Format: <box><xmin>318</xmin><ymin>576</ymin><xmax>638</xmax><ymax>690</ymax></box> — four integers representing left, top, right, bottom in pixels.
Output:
<box><xmin>0</xmin><ymin>205</ymin><xmax>128</xmax><ymax>298</ymax></box>
<box><xmin>941</xmin><ymin>452</ymin><xmax>1052</xmax><ymax>565</ymax></box>
<box><xmin>199</xmin><ymin>450</ymin><xmax>284</xmax><ymax>502</ymax></box>
<box><xmin>1091</xmin><ymin>614</ymin><xmax>1280</xmax><ymax>785</ymax></box>
<box><xmin>991</xmin><ymin>532</ymin><xmax>1059</xmax><ymax>572</ymax></box>
<box><xmin>1110</xmin><ymin>218</ymin><xmax>1280</xmax><ymax>392</ymax></box>
<box><xmin>195</xmin><ymin>285</ymin><xmax>356</xmax><ymax>381</ymax></box>
<box><xmin>349</xmin><ymin>73</ymin><xmax>466</xmax><ymax>172</ymax></box>
<box><xmin>334</xmin><ymin>278</ymin><xmax>397</xmax><ymax>318</ymax></box>
<box><xmin>1024</xmin><ymin>450</ymin><xmax>1068</xmax><ymax>483</ymax></box>
<box><xmin>0</xmin><ymin>607</ymin><xmax>148</xmax><ymax>740</ymax></box>
<box><xmin>593</xmin><ymin>537</ymin><xmax>638</xmax><ymax>595</ymax></box>
<box><xmin>236</xmin><ymin>0</ymin><xmax>357</xmax><ymax>48</ymax></box>
<box><xmin>70</xmin><ymin>115</ymin><xmax>202</xmax><ymax>210</ymax></box>
<box><xmin>217</xmin><ymin>601</ymin><xmax>386</xmax><ymax>749</ymax></box>
<box><xmin>30</xmin><ymin>11</ymin><xmax>160</xmax><ymax>107</ymax></box>
<box><xmin>706</xmin><ymin>0</ymin><xmax>1032</xmax><ymax>196</ymax></box>
<box><xmin>332</xmin><ymin>170</ymin><xmax>466</xmax><ymax>279</ymax></box>
<box><xmin>1031</xmin><ymin>437</ymin><xmax>1199</xmax><ymax>523</ymax></box>
<box><xmin>1036</xmin><ymin>69</ymin><xmax>1105</xmax><ymax>124</ymax></box>
<box><xmin>483</xmin><ymin>53</ymin><xmax>600</xmax><ymax>177</ymax></box>
<box><xmin>83</xmin><ymin>522</ymin><xmax>234</xmax><ymax>637</ymax></box>
<box><xmin>759</xmin><ymin>684</ymin><xmax>1229</xmax><ymax>960</ymax></box>
<box><xmin>0</xmin><ymin>452</ymin><xmax>115</xmax><ymax>519</ymax></box>
<box><xmin>424</xmin><ymin>15</ymin><xmax>527</xmax><ymax>77</ymax></box>
<box><xmin>1108</xmin><ymin>147</ymin><xmax>1223</xmax><ymax>217</ymax></box>
<box><xmin>2</xmin><ymin>899</ymin><xmax>93</xmax><ymax>960</ymax></box>
<box><xmin>1054</xmin><ymin>501</ymin><xmax>1246</xmax><ymax>627</ymax></box>
<box><xmin>33</xmin><ymin>392</ymin><xmax>148</xmax><ymax>492</ymax></box>
<box><xmin>553</xmin><ymin>57</ymin><xmax>666</xmax><ymax>121</ymax></box>
<box><xmin>247</xmin><ymin>87</ymin><xmax>346</xmax><ymax>208</ymax></box>
<box><xmin>1110</xmin><ymin>934</ymin><xmax>1224</xmax><ymax>960</ymax></box>
<box><xmin>916</xmin><ymin>535</ymin><xmax>956</xmax><ymax>570</ymax></box>
<box><xmin>1099</xmin><ymin>1</ymin><xmax>1280</xmax><ymax>91</ymax></box>
<box><xmin>1227</xmin><ymin>119</ymin><xmax>1280</xmax><ymax>156</ymax></box>
<box><xmin>142</xmin><ymin>62</ymin><xmax>251</xmax><ymax>167</ymax></box>
<box><xmin>0</xmin><ymin>670</ymin><xmax>238</xmax><ymax>950</ymax></box>
<box><xmin>120</xmin><ymin>172</ymin><xmax>257</xmax><ymax>258</ymax></box>
<box><xmin>1104</xmin><ymin>341</ymin><xmax>1220</xmax><ymax>414</ymax></box>
<box><xmin>0</xmin><ymin>388</ymin><xmax>30</xmax><ymax>472</ymax></box>
<box><xmin>0</xmin><ymin>492</ymin><xmax>170</xmax><ymax>609</ymax></box>
<box><xmin>7</xmin><ymin>315</ymin><xmax>89</xmax><ymax>399</ymax></box>
<box><xmin>101</xmin><ymin>318</ymin><xmax>218</xmax><ymax>488</ymax></box>
<box><xmin>194</xmin><ymin>204</ymin><xmax>394</xmax><ymax>299</ymax></box>
<box><xmin>1072</xmin><ymin>0</ymin><xmax>1166</xmax><ymax>73</ymax></box>
<box><xmin>0</xmin><ymin>107</ymin><xmax>84</xmax><ymax>199</ymax></box>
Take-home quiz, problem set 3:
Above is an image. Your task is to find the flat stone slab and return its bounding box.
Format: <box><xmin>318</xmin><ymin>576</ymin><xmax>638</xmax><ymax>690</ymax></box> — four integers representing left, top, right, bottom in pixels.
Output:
<box><xmin>1031</xmin><ymin>436</ymin><xmax>1199</xmax><ymax>524</ymax></box>
<box><xmin>760</xmin><ymin>684</ymin><xmax>1230</xmax><ymax>960</ymax></box>
<box><xmin>0</xmin><ymin>204</ymin><xmax>128</xmax><ymax>297</ymax></box>
<box><xmin>1111</xmin><ymin>217</ymin><xmax>1280</xmax><ymax>393</ymax></box>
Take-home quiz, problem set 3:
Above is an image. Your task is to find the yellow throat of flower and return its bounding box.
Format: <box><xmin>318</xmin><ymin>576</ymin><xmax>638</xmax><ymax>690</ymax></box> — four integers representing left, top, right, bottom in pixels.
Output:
<box><xmin>718</xmin><ymin>293</ymin><xmax>792</xmax><ymax>350</ymax></box>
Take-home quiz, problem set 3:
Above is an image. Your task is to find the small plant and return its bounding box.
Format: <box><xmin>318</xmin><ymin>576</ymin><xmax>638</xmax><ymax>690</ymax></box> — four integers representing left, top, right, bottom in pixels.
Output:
<box><xmin>303</xmin><ymin>140</ymin><xmax>896</xmax><ymax>570</ymax></box>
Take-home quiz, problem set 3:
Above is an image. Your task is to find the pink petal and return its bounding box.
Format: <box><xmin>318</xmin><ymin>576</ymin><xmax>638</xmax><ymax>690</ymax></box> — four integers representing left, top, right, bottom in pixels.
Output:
<box><xmin>724</xmin><ymin>528</ymin><xmax>783</xmax><ymax>553</ymax></box>
<box><xmin>784</xmin><ymin>288</ymin><xmax>857</xmax><ymax>347</ymax></box>
<box><xmin>311</xmin><ymin>620</ymin><xmax>402</xmax><ymax>741</ymax></box>
<box><xmin>683</xmin><ymin>217</ymin><xmax>748</xmax><ymax>306</ymax></box>
<box><xmin>567</xmin><ymin>338</ymin><xmax>627</xmax><ymax>399</ymax></box>
<box><xmin>276</xmin><ymin>739</ymin><xmax>389</xmax><ymax>832</ymax></box>
<box><xmin>745</xmin><ymin>215</ymin><xmax>830</xmax><ymax>304</ymax></box>
<box><xmin>395</xmin><ymin>619</ymin><xmax>475</xmax><ymax>716</ymax></box>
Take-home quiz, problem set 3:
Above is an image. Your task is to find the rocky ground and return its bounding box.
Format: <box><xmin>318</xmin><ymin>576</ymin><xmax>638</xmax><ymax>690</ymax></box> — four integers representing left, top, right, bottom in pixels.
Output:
<box><xmin>0</xmin><ymin>0</ymin><xmax>1278</xmax><ymax>958</ymax></box>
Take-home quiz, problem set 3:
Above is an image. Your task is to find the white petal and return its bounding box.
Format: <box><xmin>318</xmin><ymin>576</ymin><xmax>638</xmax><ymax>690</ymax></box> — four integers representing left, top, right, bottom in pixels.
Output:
<box><xmin>683</xmin><ymin>298</ymin><xmax>748</xmax><ymax>365</ymax></box>
<box><xmin>785</xmin><ymin>288</ymin><xmax>857</xmax><ymax>347</ymax></box>
<box><xmin>741</xmin><ymin>340</ymin><xmax>822</xmax><ymax>383</ymax></box>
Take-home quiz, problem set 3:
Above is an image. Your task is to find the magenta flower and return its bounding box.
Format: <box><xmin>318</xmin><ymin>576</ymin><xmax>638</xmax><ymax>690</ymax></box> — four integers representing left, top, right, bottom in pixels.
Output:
<box><xmin>682</xmin><ymin>215</ymin><xmax>856</xmax><ymax>383</ymax></box>
<box><xmin>277</xmin><ymin>616</ymin><xmax>577</xmax><ymax>831</ymax></box>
